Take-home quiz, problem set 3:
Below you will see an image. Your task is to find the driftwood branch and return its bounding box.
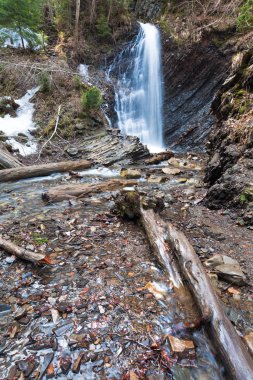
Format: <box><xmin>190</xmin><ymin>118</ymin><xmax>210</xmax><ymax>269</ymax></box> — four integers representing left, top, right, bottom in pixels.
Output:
<box><xmin>0</xmin><ymin>236</ymin><xmax>47</xmax><ymax>264</ymax></box>
<box><xmin>0</xmin><ymin>160</ymin><xmax>92</xmax><ymax>183</ymax></box>
<box><xmin>43</xmin><ymin>179</ymin><xmax>138</xmax><ymax>203</ymax></box>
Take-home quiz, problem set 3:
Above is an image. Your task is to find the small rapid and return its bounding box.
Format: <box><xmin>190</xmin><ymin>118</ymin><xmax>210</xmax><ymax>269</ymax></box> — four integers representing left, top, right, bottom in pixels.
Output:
<box><xmin>110</xmin><ymin>23</ymin><xmax>164</xmax><ymax>153</ymax></box>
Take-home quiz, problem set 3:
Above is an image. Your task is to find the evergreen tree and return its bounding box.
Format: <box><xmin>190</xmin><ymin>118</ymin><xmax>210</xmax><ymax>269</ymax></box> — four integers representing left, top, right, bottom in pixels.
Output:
<box><xmin>0</xmin><ymin>0</ymin><xmax>44</xmax><ymax>48</ymax></box>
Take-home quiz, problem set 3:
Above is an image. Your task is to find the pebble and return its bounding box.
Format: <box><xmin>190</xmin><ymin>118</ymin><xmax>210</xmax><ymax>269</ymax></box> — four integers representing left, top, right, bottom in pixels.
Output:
<box><xmin>5</xmin><ymin>256</ymin><xmax>16</xmax><ymax>264</ymax></box>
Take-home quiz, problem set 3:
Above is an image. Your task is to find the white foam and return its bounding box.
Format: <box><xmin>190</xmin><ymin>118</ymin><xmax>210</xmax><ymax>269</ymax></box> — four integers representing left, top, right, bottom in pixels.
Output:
<box><xmin>0</xmin><ymin>87</ymin><xmax>39</xmax><ymax>156</ymax></box>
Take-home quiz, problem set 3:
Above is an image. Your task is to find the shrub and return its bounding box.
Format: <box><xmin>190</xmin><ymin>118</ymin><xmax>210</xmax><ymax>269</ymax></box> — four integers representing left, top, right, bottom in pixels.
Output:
<box><xmin>39</xmin><ymin>71</ymin><xmax>52</xmax><ymax>93</ymax></box>
<box><xmin>73</xmin><ymin>75</ymin><xmax>84</xmax><ymax>90</ymax></box>
<box><xmin>81</xmin><ymin>86</ymin><xmax>102</xmax><ymax>110</ymax></box>
<box><xmin>237</xmin><ymin>0</ymin><xmax>253</xmax><ymax>32</ymax></box>
<box><xmin>95</xmin><ymin>13</ymin><xmax>111</xmax><ymax>37</ymax></box>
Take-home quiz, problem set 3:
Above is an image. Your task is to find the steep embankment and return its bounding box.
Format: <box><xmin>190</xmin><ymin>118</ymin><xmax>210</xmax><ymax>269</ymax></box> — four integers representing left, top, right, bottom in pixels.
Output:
<box><xmin>162</xmin><ymin>38</ymin><xmax>229</xmax><ymax>150</ymax></box>
<box><xmin>204</xmin><ymin>37</ymin><xmax>253</xmax><ymax>224</ymax></box>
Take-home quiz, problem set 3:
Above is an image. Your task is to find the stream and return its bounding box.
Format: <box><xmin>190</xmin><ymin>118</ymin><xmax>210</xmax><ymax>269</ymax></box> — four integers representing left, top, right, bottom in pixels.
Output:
<box><xmin>0</xmin><ymin>21</ymin><xmax>239</xmax><ymax>379</ymax></box>
<box><xmin>0</xmin><ymin>162</ymin><xmax>226</xmax><ymax>379</ymax></box>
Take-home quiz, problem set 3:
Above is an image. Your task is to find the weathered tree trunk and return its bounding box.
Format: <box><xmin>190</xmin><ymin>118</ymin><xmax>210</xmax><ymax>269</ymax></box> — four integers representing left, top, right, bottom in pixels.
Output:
<box><xmin>0</xmin><ymin>160</ymin><xmax>92</xmax><ymax>183</ymax></box>
<box><xmin>90</xmin><ymin>0</ymin><xmax>96</xmax><ymax>25</ymax></box>
<box><xmin>139</xmin><ymin>208</ymin><xmax>253</xmax><ymax>380</ymax></box>
<box><xmin>0</xmin><ymin>146</ymin><xmax>23</xmax><ymax>169</ymax></box>
<box><xmin>74</xmin><ymin>0</ymin><xmax>81</xmax><ymax>45</ymax></box>
<box><xmin>0</xmin><ymin>236</ymin><xmax>47</xmax><ymax>264</ymax></box>
<box><xmin>43</xmin><ymin>179</ymin><xmax>138</xmax><ymax>203</ymax></box>
<box><xmin>140</xmin><ymin>209</ymin><xmax>182</xmax><ymax>288</ymax></box>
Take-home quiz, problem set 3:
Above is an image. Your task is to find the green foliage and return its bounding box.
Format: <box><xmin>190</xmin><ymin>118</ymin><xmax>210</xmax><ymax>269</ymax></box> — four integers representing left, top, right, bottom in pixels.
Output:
<box><xmin>81</xmin><ymin>86</ymin><xmax>103</xmax><ymax>110</ymax></box>
<box><xmin>0</xmin><ymin>0</ymin><xmax>43</xmax><ymax>48</ymax></box>
<box><xmin>51</xmin><ymin>0</ymin><xmax>71</xmax><ymax>32</ymax></box>
<box><xmin>95</xmin><ymin>12</ymin><xmax>111</xmax><ymax>37</ymax></box>
<box><xmin>240</xmin><ymin>188</ymin><xmax>253</xmax><ymax>203</ymax></box>
<box><xmin>237</xmin><ymin>0</ymin><xmax>253</xmax><ymax>32</ymax></box>
<box><xmin>39</xmin><ymin>71</ymin><xmax>52</xmax><ymax>93</ymax></box>
<box><xmin>73</xmin><ymin>75</ymin><xmax>84</xmax><ymax>90</ymax></box>
<box><xmin>32</xmin><ymin>232</ymin><xmax>48</xmax><ymax>245</ymax></box>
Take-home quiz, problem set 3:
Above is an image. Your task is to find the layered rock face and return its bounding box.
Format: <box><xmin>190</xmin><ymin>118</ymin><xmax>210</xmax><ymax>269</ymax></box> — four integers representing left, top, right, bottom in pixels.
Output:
<box><xmin>133</xmin><ymin>0</ymin><xmax>165</xmax><ymax>20</ymax></box>
<box><xmin>162</xmin><ymin>39</ymin><xmax>229</xmax><ymax>151</ymax></box>
<box><xmin>204</xmin><ymin>50</ymin><xmax>253</xmax><ymax>223</ymax></box>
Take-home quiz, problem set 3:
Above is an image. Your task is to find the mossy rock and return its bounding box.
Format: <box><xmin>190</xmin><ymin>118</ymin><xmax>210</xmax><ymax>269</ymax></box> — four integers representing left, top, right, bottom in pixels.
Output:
<box><xmin>240</xmin><ymin>187</ymin><xmax>253</xmax><ymax>204</ymax></box>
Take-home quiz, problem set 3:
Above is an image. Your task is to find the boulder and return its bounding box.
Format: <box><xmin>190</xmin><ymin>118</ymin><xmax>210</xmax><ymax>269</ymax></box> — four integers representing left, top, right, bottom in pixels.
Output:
<box><xmin>120</xmin><ymin>168</ymin><xmax>141</xmax><ymax>179</ymax></box>
<box><xmin>204</xmin><ymin>254</ymin><xmax>246</xmax><ymax>286</ymax></box>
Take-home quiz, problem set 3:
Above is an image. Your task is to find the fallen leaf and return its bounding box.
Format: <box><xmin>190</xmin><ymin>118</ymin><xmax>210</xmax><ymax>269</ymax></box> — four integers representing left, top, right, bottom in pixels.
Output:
<box><xmin>227</xmin><ymin>287</ymin><xmax>240</xmax><ymax>295</ymax></box>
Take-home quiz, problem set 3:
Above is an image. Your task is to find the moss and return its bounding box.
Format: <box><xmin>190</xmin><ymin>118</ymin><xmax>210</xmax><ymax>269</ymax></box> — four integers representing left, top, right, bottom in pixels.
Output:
<box><xmin>32</xmin><ymin>232</ymin><xmax>48</xmax><ymax>245</ymax></box>
<box><xmin>240</xmin><ymin>187</ymin><xmax>253</xmax><ymax>204</ymax></box>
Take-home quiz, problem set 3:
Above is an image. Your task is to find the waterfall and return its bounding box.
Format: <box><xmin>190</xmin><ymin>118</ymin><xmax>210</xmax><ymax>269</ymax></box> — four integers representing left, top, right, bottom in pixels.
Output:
<box><xmin>111</xmin><ymin>23</ymin><xmax>164</xmax><ymax>152</ymax></box>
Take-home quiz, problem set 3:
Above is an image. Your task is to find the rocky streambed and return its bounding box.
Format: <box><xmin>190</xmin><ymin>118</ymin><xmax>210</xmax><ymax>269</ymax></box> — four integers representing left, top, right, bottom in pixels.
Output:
<box><xmin>0</xmin><ymin>152</ymin><xmax>252</xmax><ymax>379</ymax></box>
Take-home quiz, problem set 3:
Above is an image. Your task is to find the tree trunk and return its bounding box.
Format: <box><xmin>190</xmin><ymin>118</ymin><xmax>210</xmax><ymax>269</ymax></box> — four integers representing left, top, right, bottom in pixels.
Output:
<box><xmin>0</xmin><ymin>236</ymin><xmax>47</xmax><ymax>264</ymax></box>
<box><xmin>18</xmin><ymin>24</ymin><xmax>25</xmax><ymax>49</ymax></box>
<box><xmin>139</xmin><ymin>207</ymin><xmax>253</xmax><ymax>380</ymax></box>
<box><xmin>43</xmin><ymin>179</ymin><xmax>138</xmax><ymax>203</ymax></box>
<box><xmin>74</xmin><ymin>0</ymin><xmax>81</xmax><ymax>44</ymax></box>
<box><xmin>0</xmin><ymin>160</ymin><xmax>92</xmax><ymax>183</ymax></box>
<box><xmin>90</xmin><ymin>0</ymin><xmax>96</xmax><ymax>25</ymax></box>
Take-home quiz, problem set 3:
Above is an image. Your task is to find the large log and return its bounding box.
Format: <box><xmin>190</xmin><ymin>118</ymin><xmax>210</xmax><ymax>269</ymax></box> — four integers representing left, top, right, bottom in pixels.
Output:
<box><xmin>0</xmin><ymin>160</ymin><xmax>92</xmax><ymax>182</ymax></box>
<box><xmin>140</xmin><ymin>208</ymin><xmax>253</xmax><ymax>380</ymax></box>
<box><xmin>43</xmin><ymin>179</ymin><xmax>138</xmax><ymax>203</ymax></box>
<box><xmin>140</xmin><ymin>208</ymin><xmax>183</xmax><ymax>288</ymax></box>
<box><xmin>0</xmin><ymin>145</ymin><xmax>23</xmax><ymax>169</ymax></box>
<box><xmin>0</xmin><ymin>236</ymin><xmax>48</xmax><ymax>264</ymax></box>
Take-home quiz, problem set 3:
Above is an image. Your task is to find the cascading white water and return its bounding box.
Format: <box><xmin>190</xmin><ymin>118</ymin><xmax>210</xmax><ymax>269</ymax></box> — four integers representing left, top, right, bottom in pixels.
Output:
<box><xmin>113</xmin><ymin>23</ymin><xmax>164</xmax><ymax>152</ymax></box>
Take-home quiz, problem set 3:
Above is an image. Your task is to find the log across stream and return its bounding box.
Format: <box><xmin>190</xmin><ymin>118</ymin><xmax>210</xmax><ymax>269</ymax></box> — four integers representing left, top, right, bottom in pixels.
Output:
<box><xmin>0</xmin><ymin>166</ymin><xmax>251</xmax><ymax>379</ymax></box>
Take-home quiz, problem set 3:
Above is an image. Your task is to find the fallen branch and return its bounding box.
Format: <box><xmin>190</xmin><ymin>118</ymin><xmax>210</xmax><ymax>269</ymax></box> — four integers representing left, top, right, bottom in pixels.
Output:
<box><xmin>36</xmin><ymin>105</ymin><xmax>62</xmax><ymax>161</ymax></box>
<box><xmin>0</xmin><ymin>144</ymin><xmax>23</xmax><ymax>169</ymax></box>
<box><xmin>0</xmin><ymin>160</ymin><xmax>92</xmax><ymax>183</ymax></box>
<box><xmin>42</xmin><ymin>179</ymin><xmax>138</xmax><ymax>203</ymax></box>
<box><xmin>0</xmin><ymin>236</ymin><xmax>48</xmax><ymax>264</ymax></box>
<box><xmin>116</xmin><ymin>191</ymin><xmax>253</xmax><ymax>380</ymax></box>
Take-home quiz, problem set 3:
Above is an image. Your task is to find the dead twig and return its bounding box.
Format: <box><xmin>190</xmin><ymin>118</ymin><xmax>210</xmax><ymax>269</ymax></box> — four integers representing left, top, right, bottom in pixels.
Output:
<box><xmin>36</xmin><ymin>105</ymin><xmax>62</xmax><ymax>161</ymax></box>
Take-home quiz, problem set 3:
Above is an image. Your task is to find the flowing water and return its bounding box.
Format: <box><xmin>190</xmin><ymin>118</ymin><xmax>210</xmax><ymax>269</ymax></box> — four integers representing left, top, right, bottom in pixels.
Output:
<box><xmin>109</xmin><ymin>23</ymin><xmax>164</xmax><ymax>153</ymax></box>
<box><xmin>0</xmin><ymin>165</ymin><xmax>225</xmax><ymax>379</ymax></box>
<box><xmin>0</xmin><ymin>87</ymin><xmax>39</xmax><ymax>156</ymax></box>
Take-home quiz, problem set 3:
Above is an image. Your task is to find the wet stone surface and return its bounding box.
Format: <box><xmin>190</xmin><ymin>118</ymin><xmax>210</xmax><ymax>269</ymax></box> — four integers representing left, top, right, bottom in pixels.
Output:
<box><xmin>0</xmin><ymin>166</ymin><xmax>225</xmax><ymax>379</ymax></box>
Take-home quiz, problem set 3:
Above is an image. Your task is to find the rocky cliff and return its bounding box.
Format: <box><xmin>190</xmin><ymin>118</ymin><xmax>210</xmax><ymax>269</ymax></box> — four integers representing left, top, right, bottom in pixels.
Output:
<box><xmin>162</xmin><ymin>37</ymin><xmax>229</xmax><ymax>151</ymax></box>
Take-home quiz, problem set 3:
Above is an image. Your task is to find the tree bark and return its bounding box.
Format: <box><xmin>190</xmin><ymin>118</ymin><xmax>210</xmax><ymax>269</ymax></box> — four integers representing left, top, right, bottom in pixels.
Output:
<box><xmin>0</xmin><ymin>160</ymin><xmax>92</xmax><ymax>183</ymax></box>
<box><xmin>0</xmin><ymin>236</ymin><xmax>47</xmax><ymax>264</ymax></box>
<box><xmin>139</xmin><ymin>207</ymin><xmax>253</xmax><ymax>380</ymax></box>
<box><xmin>18</xmin><ymin>24</ymin><xmax>25</xmax><ymax>49</ymax></box>
<box><xmin>43</xmin><ymin>179</ymin><xmax>138</xmax><ymax>203</ymax></box>
<box><xmin>74</xmin><ymin>0</ymin><xmax>81</xmax><ymax>44</ymax></box>
<box><xmin>140</xmin><ymin>208</ymin><xmax>183</xmax><ymax>288</ymax></box>
<box><xmin>0</xmin><ymin>145</ymin><xmax>23</xmax><ymax>169</ymax></box>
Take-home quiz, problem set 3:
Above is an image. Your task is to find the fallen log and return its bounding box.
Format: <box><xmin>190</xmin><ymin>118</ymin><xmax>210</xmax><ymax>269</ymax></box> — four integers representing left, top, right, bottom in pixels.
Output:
<box><xmin>0</xmin><ymin>160</ymin><xmax>92</xmax><ymax>183</ymax></box>
<box><xmin>0</xmin><ymin>236</ymin><xmax>48</xmax><ymax>264</ymax></box>
<box><xmin>42</xmin><ymin>179</ymin><xmax>138</xmax><ymax>203</ymax></box>
<box><xmin>140</xmin><ymin>208</ymin><xmax>183</xmax><ymax>289</ymax></box>
<box><xmin>144</xmin><ymin>151</ymin><xmax>174</xmax><ymax>165</ymax></box>
<box><xmin>164</xmin><ymin>220</ymin><xmax>253</xmax><ymax>380</ymax></box>
<box><xmin>116</xmin><ymin>191</ymin><xmax>253</xmax><ymax>380</ymax></box>
<box><xmin>0</xmin><ymin>145</ymin><xmax>23</xmax><ymax>169</ymax></box>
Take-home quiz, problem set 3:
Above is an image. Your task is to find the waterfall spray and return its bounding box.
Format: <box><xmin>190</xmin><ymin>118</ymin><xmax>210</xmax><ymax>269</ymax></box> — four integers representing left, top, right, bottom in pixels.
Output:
<box><xmin>112</xmin><ymin>23</ymin><xmax>164</xmax><ymax>152</ymax></box>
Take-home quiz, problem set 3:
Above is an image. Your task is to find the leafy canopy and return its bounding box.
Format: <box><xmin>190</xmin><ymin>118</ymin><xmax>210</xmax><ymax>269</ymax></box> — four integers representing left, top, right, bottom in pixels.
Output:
<box><xmin>0</xmin><ymin>0</ymin><xmax>43</xmax><ymax>31</ymax></box>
